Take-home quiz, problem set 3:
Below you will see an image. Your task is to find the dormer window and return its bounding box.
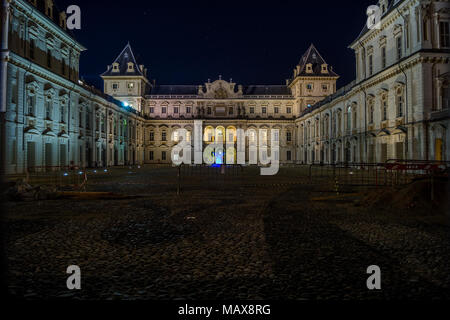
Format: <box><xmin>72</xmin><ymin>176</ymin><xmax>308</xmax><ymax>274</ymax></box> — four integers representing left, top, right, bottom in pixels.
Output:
<box><xmin>112</xmin><ymin>63</ymin><xmax>119</xmax><ymax>72</ymax></box>
<box><xmin>306</xmin><ymin>63</ymin><xmax>313</xmax><ymax>74</ymax></box>
<box><xmin>45</xmin><ymin>0</ymin><xmax>54</xmax><ymax>18</ymax></box>
<box><xmin>321</xmin><ymin>64</ymin><xmax>328</xmax><ymax>74</ymax></box>
<box><xmin>59</xmin><ymin>12</ymin><xmax>67</xmax><ymax>30</ymax></box>
<box><xmin>379</xmin><ymin>0</ymin><xmax>388</xmax><ymax>14</ymax></box>
<box><xmin>127</xmin><ymin>62</ymin><xmax>134</xmax><ymax>72</ymax></box>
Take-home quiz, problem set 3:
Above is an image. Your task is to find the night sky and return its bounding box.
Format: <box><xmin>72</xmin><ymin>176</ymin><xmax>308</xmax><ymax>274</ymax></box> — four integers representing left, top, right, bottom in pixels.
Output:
<box><xmin>55</xmin><ymin>0</ymin><xmax>375</xmax><ymax>89</ymax></box>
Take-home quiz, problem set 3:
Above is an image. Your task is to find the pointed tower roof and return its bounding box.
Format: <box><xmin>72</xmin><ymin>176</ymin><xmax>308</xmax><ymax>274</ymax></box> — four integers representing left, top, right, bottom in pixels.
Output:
<box><xmin>101</xmin><ymin>43</ymin><xmax>145</xmax><ymax>77</ymax></box>
<box><xmin>296</xmin><ymin>44</ymin><xmax>339</xmax><ymax>77</ymax></box>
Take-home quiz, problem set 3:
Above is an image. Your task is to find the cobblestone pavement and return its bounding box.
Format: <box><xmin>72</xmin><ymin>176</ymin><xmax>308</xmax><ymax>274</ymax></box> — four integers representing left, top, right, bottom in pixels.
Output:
<box><xmin>3</xmin><ymin>167</ymin><xmax>450</xmax><ymax>300</ymax></box>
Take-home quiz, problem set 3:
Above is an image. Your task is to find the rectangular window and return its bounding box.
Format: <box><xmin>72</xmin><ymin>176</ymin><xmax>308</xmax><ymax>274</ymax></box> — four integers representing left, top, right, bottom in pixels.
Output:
<box><xmin>306</xmin><ymin>84</ymin><xmax>313</xmax><ymax>91</ymax></box>
<box><xmin>287</xmin><ymin>150</ymin><xmax>292</xmax><ymax>161</ymax></box>
<box><xmin>161</xmin><ymin>151</ymin><xmax>167</xmax><ymax>161</ymax></box>
<box><xmin>149</xmin><ymin>131</ymin><xmax>154</xmax><ymax>141</ymax></box>
<box><xmin>369</xmin><ymin>55</ymin><xmax>373</xmax><ymax>75</ymax></box>
<box><xmin>29</xmin><ymin>39</ymin><xmax>35</xmax><ymax>60</ymax></box>
<box><xmin>27</xmin><ymin>96</ymin><xmax>34</xmax><ymax>115</ymax></box>
<box><xmin>161</xmin><ymin>107</ymin><xmax>167</xmax><ymax>114</ymax></box>
<box><xmin>383</xmin><ymin>100</ymin><xmax>387</xmax><ymax>121</ymax></box>
<box><xmin>229</xmin><ymin>107</ymin><xmax>233</xmax><ymax>115</ymax></box>
<box><xmin>45</xmin><ymin>101</ymin><xmax>52</xmax><ymax>119</ymax></box>
<box><xmin>161</xmin><ymin>131</ymin><xmax>167</xmax><ymax>141</ymax></box>
<box><xmin>397</xmin><ymin>95</ymin><xmax>403</xmax><ymax>117</ymax></box>
<box><xmin>250</xmin><ymin>107</ymin><xmax>255</xmax><ymax>114</ymax></box>
<box><xmin>398</xmin><ymin>37</ymin><xmax>403</xmax><ymax>58</ymax></box>
<box><xmin>47</xmin><ymin>50</ymin><xmax>52</xmax><ymax>68</ymax></box>
<box><xmin>60</xmin><ymin>106</ymin><xmax>65</xmax><ymax>123</ymax></box>
<box><xmin>127</xmin><ymin>83</ymin><xmax>134</xmax><ymax>89</ymax></box>
<box><xmin>286</xmin><ymin>132</ymin><xmax>292</xmax><ymax>142</ymax></box>
<box><xmin>207</xmin><ymin>107</ymin><xmax>212</xmax><ymax>115</ymax></box>
<box><xmin>274</xmin><ymin>107</ymin><xmax>279</xmax><ymax>114</ymax></box>
<box><xmin>381</xmin><ymin>47</ymin><xmax>386</xmax><ymax>68</ymax></box>
<box><xmin>186</xmin><ymin>107</ymin><xmax>191</xmax><ymax>113</ymax></box>
<box><xmin>174</xmin><ymin>107</ymin><xmax>179</xmax><ymax>114</ymax></box>
<box><xmin>62</xmin><ymin>59</ymin><xmax>66</xmax><ymax>75</ymax></box>
<box><xmin>262</xmin><ymin>107</ymin><xmax>267</xmax><ymax>114</ymax></box>
<box><xmin>440</xmin><ymin>21</ymin><xmax>450</xmax><ymax>48</ymax></box>
<box><xmin>149</xmin><ymin>107</ymin><xmax>154</xmax><ymax>113</ymax></box>
<box><xmin>149</xmin><ymin>151</ymin><xmax>154</xmax><ymax>161</ymax></box>
<box><xmin>322</xmin><ymin>84</ymin><xmax>328</xmax><ymax>92</ymax></box>
<box><xmin>112</xmin><ymin>83</ymin><xmax>119</xmax><ymax>90</ymax></box>
<box><xmin>286</xmin><ymin>107</ymin><xmax>292</xmax><ymax>114</ymax></box>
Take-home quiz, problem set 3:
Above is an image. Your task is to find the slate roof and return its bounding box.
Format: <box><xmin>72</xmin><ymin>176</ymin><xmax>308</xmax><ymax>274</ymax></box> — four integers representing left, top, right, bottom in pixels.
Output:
<box><xmin>101</xmin><ymin>43</ymin><xmax>145</xmax><ymax>77</ymax></box>
<box><xmin>25</xmin><ymin>0</ymin><xmax>79</xmax><ymax>45</ymax></box>
<box><xmin>350</xmin><ymin>0</ymin><xmax>403</xmax><ymax>47</ymax></box>
<box><xmin>147</xmin><ymin>84</ymin><xmax>292</xmax><ymax>96</ymax></box>
<box><xmin>150</xmin><ymin>85</ymin><xmax>199</xmax><ymax>95</ymax></box>
<box><xmin>242</xmin><ymin>85</ymin><xmax>291</xmax><ymax>96</ymax></box>
<box><xmin>296</xmin><ymin>44</ymin><xmax>339</xmax><ymax>77</ymax></box>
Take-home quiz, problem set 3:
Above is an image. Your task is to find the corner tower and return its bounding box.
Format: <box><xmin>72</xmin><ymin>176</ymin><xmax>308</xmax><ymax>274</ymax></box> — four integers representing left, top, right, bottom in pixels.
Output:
<box><xmin>101</xmin><ymin>43</ymin><xmax>150</xmax><ymax>112</ymax></box>
<box><xmin>288</xmin><ymin>44</ymin><xmax>339</xmax><ymax>114</ymax></box>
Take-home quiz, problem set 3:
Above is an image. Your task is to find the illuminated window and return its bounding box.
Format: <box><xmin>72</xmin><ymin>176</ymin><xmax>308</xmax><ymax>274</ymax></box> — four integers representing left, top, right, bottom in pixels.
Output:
<box><xmin>173</xmin><ymin>131</ymin><xmax>179</xmax><ymax>142</ymax></box>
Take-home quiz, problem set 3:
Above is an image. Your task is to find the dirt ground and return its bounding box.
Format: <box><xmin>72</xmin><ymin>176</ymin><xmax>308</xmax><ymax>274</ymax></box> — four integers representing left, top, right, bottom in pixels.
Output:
<box><xmin>2</xmin><ymin>166</ymin><xmax>450</xmax><ymax>300</ymax></box>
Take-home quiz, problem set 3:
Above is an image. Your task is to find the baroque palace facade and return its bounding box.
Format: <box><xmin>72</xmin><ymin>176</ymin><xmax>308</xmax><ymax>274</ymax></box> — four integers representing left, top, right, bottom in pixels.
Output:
<box><xmin>0</xmin><ymin>0</ymin><xmax>449</xmax><ymax>174</ymax></box>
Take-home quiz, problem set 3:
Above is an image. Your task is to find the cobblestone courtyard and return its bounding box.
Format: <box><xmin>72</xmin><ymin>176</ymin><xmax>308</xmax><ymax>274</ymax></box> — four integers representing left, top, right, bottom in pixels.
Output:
<box><xmin>3</xmin><ymin>166</ymin><xmax>450</xmax><ymax>300</ymax></box>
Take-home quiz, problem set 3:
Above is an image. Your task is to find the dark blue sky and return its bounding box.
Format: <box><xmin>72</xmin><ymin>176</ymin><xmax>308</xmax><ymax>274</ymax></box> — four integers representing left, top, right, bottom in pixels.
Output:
<box><xmin>56</xmin><ymin>0</ymin><xmax>375</xmax><ymax>89</ymax></box>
